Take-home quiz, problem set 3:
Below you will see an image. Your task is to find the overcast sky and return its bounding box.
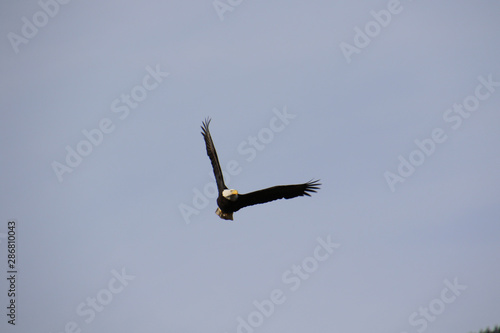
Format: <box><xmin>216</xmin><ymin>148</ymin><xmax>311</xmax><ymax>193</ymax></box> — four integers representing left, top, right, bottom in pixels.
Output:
<box><xmin>1</xmin><ymin>1</ymin><xmax>499</xmax><ymax>333</ymax></box>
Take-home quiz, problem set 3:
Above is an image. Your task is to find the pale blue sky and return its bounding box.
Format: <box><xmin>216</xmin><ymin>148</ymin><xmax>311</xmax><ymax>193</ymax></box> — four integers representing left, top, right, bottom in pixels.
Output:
<box><xmin>1</xmin><ymin>1</ymin><xmax>499</xmax><ymax>333</ymax></box>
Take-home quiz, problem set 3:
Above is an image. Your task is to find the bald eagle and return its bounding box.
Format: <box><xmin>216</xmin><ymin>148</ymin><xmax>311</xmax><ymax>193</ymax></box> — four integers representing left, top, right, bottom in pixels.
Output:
<box><xmin>201</xmin><ymin>118</ymin><xmax>320</xmax><ymax>220</ymax></box>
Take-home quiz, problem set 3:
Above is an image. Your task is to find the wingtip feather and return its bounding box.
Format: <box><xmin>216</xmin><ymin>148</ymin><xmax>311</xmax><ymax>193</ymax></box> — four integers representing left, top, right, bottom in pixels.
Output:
<box><xmin>201</xmin><ymin>117</ymin><xmax>212</xmax><ymax>135</ymax></box>
<box><xmin>304</xmin><ymin>179</ymin><xmax>321</xmax><ymax>195</ymax></box>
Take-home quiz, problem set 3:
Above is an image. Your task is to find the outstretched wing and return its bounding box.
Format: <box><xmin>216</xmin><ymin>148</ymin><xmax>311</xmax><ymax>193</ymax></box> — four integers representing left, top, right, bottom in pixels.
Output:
<box><xmin>234</xmin><ymin>179</ymin><xmax>320</xmax><ymax>211</ymax></box>
<box><xmin>201</xmin><ymin>118</ymin><xmax>227</xmax><ymax>194</ymax></box>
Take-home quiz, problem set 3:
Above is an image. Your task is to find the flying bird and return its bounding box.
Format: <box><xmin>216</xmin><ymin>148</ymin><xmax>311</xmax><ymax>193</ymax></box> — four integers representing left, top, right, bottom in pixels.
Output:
<box><xmin>201</xmin><ymin>118</ymin><xmax>320</xmax><ymax>220</ymax></box>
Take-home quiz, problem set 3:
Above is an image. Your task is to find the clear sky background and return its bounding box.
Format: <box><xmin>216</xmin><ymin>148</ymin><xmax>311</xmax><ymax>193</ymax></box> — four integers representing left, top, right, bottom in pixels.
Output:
<box><xmin>1</xmin><ymin>1</ymin><xmax>499</xmax><ymax>332</ymax></box>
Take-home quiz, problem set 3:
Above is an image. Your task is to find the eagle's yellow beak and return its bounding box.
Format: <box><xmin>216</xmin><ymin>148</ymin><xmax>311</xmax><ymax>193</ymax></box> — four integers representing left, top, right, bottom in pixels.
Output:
<box><xmin>231</xmin><ymin>189</ymin><xmax>238</xmax><ymax>195</ymax></box>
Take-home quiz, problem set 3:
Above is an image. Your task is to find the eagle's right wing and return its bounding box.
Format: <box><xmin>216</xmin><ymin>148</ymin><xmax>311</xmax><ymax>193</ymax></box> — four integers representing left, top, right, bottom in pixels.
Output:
<box><xmin>201</xmin><ymin>118</ymin><xmax>227</xmax><ymax>194</ymax></box>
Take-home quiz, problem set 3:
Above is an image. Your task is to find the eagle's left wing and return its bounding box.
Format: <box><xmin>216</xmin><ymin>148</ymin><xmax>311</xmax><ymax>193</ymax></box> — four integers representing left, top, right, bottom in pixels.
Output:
<box><xmin>234</xmin><ymin>179</ymin><xmax>321</xmax><ymax>211</ymax></box>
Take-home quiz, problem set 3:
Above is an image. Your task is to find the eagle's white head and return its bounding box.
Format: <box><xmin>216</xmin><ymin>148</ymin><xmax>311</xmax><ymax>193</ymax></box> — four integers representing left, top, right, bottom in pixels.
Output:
<box><xmin>222</xmin><ymin>189</ymin><xmax>239</xmax><ymax>201</ymax></box>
